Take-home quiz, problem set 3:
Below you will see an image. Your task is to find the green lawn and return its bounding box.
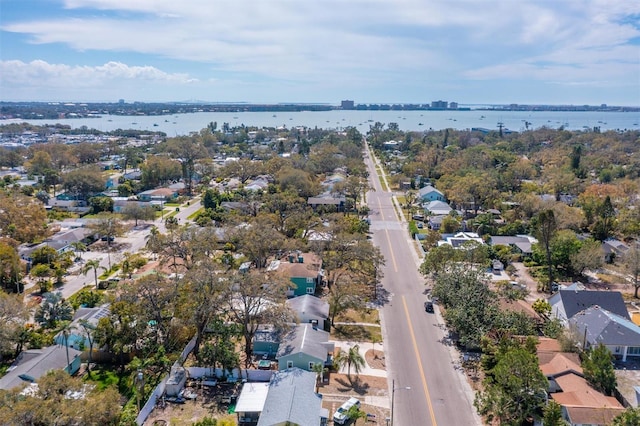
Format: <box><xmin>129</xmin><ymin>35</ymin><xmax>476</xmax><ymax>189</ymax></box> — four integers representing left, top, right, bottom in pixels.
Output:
<box><xmin>187</xmin><ymin>207</ymin><xmax>204</xmax><ymax>220</ymax></box>
<box><xmin>331</xmin><ymin>325</ymin><xmax>382</xmax><ymax>342</ymax></box>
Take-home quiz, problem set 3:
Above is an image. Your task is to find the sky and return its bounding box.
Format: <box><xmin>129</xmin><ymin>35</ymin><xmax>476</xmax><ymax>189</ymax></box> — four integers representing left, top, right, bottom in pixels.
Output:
<box><xmin>1</xmin><ymin>0</ymin><xmax>639</xmax><ymax>105</ymax></box>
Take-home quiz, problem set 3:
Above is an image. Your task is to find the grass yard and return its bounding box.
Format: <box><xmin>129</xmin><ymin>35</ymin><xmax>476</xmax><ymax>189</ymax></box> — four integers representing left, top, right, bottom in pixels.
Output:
<box><xmin>332</xmin><ymin>324</ymin><xmax>382</xmax><ymax>342</ymax></box>
<box><xmin>335</xmin><ymin>308</ymin><xmax>380</xmax><ymax>325</ymax></box>
<box><xmin>187</xmin><ymin>208</ymin><xmax>204</xmax><ymax>220</ymax></box>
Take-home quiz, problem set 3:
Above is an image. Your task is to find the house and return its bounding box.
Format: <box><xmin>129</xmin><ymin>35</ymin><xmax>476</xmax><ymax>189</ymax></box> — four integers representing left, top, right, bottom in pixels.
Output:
<box><xmin>536</xmin><ymin>338</ymin><xmax>625</xmax><ymax>425</ymax></box>
<box><xmin>286</xmin><ymin>295</ymin><xmax>330</xmax><ymax>331</ymax></box>
<box><xmin>256</xmin><ymin>368</ymin><xmax>328</xmax><ymax>426</ymax></box>
<box><xmin>428</xmin><ymin>214</ymin><xmax>447</xmax><ymax>231</ymax></box>
<box><xmin>417</xmin><ymin>185</ymin><xmax>446</xmax><ymax>203</ymax></box>
<box><xmin>570</xmin><ymin>306</ymin><xmax>640</xmax><ymax>361</ymax></box>
<box><xmin>489</xmin><ymin>235</ymin><xmax>537</xmax><ymax>256</ymax></box>
<box><xmin>122</xmin><ymin>170</ymin><xmax>142</xmax><ymax>181</ymax></box>
<box><xmin>602</xmin><ymin>239</ymin><xmax>630</xmax><ymax>263</ymax></box>
<box><xmin>235</xmin><ymin>382</ymin><xmax>271</xmax><ymax>425</ymax></box>
<box><xmin>267</xmin><ymin>252</ymin><xmax>323</xmax><ymax>297</ymax></box>
<box><xmin>307</xmin><ymin>195</ymin><xmax>346</xmax><ymax>212</ymax></box>
<box><xmin>138</xmin><ymin>187</ymin><xmax>177</xmax><ymax>202</ymax></box>
<box><xmin>437</xmin><ymin>232</ymin><xmax>484</xmax><ymax>249</ymax></box>
<box><xmin>0</xmin><ymin>345</ymin><xmax>82</xmax><ymax>390</ymax></box>
<box><xmin>253</xmin><ymin>325</ymin><xmax>282</xmax><ymax>357</ymax></box>
<box><xmin>54</xmin><ymin>304</ymin><xmax>110</xmax><ymax>350</ymax></box>
<box><xmin>549</xmin><ymin>289</ymin><xmax>629</xmax><ymax>324</ymax></box>
<box><xmin>423</xmin><ymin>200</ymin><xmax>453</xmax><ymax>216</ymax></box>
<box><xmin>277</xmin><ymin>324</ymin><xmax>334</xmax><ymax>371</ymax></box>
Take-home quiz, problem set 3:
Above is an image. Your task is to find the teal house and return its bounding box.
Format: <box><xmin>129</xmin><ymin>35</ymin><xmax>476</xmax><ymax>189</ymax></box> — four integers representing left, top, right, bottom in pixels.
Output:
<box><xmin>277</xmin><ymin>324</ymin><xmax>334</xmax><ymax>372</ymax></box>
<box><xmin>267</xmin><ymin>252</ymin><xmax>323</xmax><ymax>297</ymax></box>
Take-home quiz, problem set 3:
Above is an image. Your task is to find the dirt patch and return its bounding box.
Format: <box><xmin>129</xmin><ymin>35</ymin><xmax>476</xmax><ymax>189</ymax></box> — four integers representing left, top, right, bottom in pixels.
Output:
<box><xmin>144</xmin><ymin>381</ymin><xmax>241</xmax><ymax>426</ymax></box>
<box><xmin>365</xmin><ymin>349</ymin><xmax>386</xmax><ymax>370</ymax></box>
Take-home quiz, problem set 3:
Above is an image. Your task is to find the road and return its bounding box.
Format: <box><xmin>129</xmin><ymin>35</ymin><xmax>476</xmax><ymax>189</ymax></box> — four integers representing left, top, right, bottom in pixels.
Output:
<box><xmin>364</xmin><ymin>144</ymin><xmax>481</xmax><ymax>426</ymax></box>
<box><xmin>32</xmin><ymin>197</ymin><xmax>203</xmax><ymax>301</ymax></box>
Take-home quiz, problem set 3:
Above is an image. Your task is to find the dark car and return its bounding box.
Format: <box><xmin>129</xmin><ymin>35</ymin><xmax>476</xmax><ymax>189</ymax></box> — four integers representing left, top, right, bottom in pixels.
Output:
<box><xmin>424</xmin><ymin>301</ymin><xmax>434</xmax><ymax>313</ymax></box>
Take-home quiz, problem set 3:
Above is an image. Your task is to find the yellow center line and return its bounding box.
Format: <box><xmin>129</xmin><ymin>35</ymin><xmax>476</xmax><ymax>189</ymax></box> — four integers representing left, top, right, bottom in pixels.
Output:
<box><xmin>402</xmin><ymin>296</ymin><xmax>438</xmax><ymax>426</ymax></box>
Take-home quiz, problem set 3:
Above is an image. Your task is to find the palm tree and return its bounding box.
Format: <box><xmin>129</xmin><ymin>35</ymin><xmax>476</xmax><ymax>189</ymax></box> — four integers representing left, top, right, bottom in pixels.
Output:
<box><xmin>78</xmin><ymin>319</ymin><xmax>96</xmax><ymax>377</ymax></box>
<box><xmin>70</xmin><ymin>241</ymin><xmax>87</xmax><ymax>261</ymax></box>
<box><xmin>311</xmin><ymin>362</ymin><xmax>328</xmax><ymax>389</ymax></box>
<box><xmin>82</xmin><ymin>259</ymin><xmax>104</xmax><ymax>288</ymax></box>
<box><xmin>346</xmin><ymin>405</ymin><xmax>367</xmax><ymax>425</ymax></box>
<box><xmin>334</xmin><ymin>344</ymin><xmax>366</xmax><ymax>381</ymax></box>
<box><xmin>60</xmin><ymin>322</ymin><xmax>77</xmax><ymax>374</ymax></box>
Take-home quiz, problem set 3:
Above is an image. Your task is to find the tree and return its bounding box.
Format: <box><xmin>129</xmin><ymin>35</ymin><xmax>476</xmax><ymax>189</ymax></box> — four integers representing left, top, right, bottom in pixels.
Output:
<box><xmin>534</xmin><ymin>209</ymin><xmax>557</xmax><ymax>292</ymax></box>
<box><xmin>0</xmin><ymin>292</ymin><xmax>28</xmax><ymax>361</ymax></box>
<box><xmin>0</xmin><ymin>192</ymin><xmax>49</xmax><ymax>243</ymax></box>
<box><xmin>420</xmin><ymin>244</ymin><xmax>459</xmax><ymax>278</ymax></box>
<box><xmin>475</xmin><ymin>341</ymin><xmax>548</xmax><ymax>425</ymax></box>
<box><xmin>0</xmin><ymin>369</ymin><xmax>121</xmax><ymax>425</ymax></box>
<box><xmin>582</xmin><ymin>343</ymin><xmax>617</xmax><ymax>396</ymax></box>
<box><xmin>166</xmin><ymin>136</ymin><xmax>207</xmax><ymax>195</ymax></box>
<box><xmin>570</xmin><ymin>238</ymin><xmax>603</xmax><ymax>276</ymax></box>
<box><xmin>222</xmin><ymin>271</ymin><xmax>293</xmax><ymax>367</ymax></box>
<box><xmin>121</xmin><ymin>203</ymin><xmax>156</xmax><ymax>226</ymax></box>
<box><xmin>60</xmin><ymin>321</ymin><xmax>77</xmax><ymax>373</ymax></box>
<box><xmin>346</xmin><ymin>404</ymin><xmax>367</xmax><ymax>425</ymax></box>
<box><xmin>78</xmin><ymin>319</ymin><xmax>96</xmax><ymax>377</ymax></box>
<box><xmin>612</xmin><ymin>407</ymin><xmax>640</xmax><ymax>426</ymax></box>
<box><xmin>70</xmin><ymin>241</ymin><xmax>87</xmax><ymax>261</ymax></box>
<box><xmin>311</xmin><ymin>361</ymin><xmax>328</xmax><ymax>388</ymax></box>
<box><xmin>30</xmin><ymin>263</ymin><xmax>53</xmax><ymax>293</ymax></box>
<box><xmin>179</xmin><ymin>260</ymin><xmax>227</xmax><ymax>357</ymax></box>
<box><xmin>89</xmin><ymin>195</ymin><xmax>114</xmax><ymax>214</ymax></box>
<box><xmin>333</xmin><ymin>344</ymin><xmax>365</xmax><ymax>381</ymax></box>
<box><xmin>0</xmin><ymin>241</ymin><xmax>22</xmax><ymax>293</ymax></box>
<box><xmin>35</xmin><ymin>292</ymin><xmax>73</xmax><ymax>328</ymax></box>
<box><xmin>592</xmin><ymin>195</ymin><xmax>616</xmax><ymax>241</ymax></box>
<box><xmin>88</xmin><ymin>212</ymin><xmax>124</xmax><ymax>247</ymax></box>
<box><xmin>62</xmin><ymin>165</ymin><xmax>106</xmax><ymax>200</ymax></box>
<box><xmin>234</xmin><ymin>216</ymin><xmax>287</xmax><ymax>269</ymax></box>
<box><xmin>82</xmin><ymin>259</ymin><xmax>105</xmax><ymax>288</ymax></box>
<box><xmin>140</xmin><ymin>155</ymin><xmax>182</xmax><ymax>189</ymax></box>
<box><xmin>622</xmin><ymin>244</ymin><xmax>640</xmax><ymax>298</ymax></box>
<box><xmin>543</xmin><ymin>400</ymin><xmax>568</xmax><ymax>426</ymax></box>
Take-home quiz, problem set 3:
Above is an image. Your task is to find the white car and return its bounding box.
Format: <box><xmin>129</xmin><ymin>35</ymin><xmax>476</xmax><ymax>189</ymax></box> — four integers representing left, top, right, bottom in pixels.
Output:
<box><xmin>333</xmin><ymin>397</ymin><xmax>361</xmax><ymax>424</ymax></box>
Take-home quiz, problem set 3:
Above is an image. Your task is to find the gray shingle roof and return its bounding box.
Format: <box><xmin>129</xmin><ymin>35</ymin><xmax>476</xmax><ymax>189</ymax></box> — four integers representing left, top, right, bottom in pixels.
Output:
<box><xmin>257</xmin><ymin>368</ymin><xmax>322</xmax><ymax>426</ymax></box>
<box><xmin>0</xmin><ymin>346</ymin><xmax>82</xmax><ymax>390</ymax></box>
<box><xmin>276</xmin><ymin>324</ymin><xmax>332</xmax><ymax>361</ymax></box>
<box><xmin>553</xmin><ymin>290</ymin><xmax>629</xmax><ymax>321</ymax></box>
<box><xmin>570</xmin><ymin>306</ymin><xmax>640</xmax><ymax>347</ymax></box>
<box><xmin>286</xmin><ymin>295</ymin><xmax>329</xmax><ymax>320</ymax></box>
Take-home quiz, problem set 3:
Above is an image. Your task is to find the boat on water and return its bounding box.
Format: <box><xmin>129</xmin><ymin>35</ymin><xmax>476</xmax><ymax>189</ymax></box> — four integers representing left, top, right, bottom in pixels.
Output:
<box><xmin>418</xmin><ymin>123</ymin><xmax>424</xmax><ymax>126</ymax></box>
<box><xmin>272</xmin><ymin>114</ymin><xmax>277</xmax><ymax>117</ymax></box>
<box><xmin>153</xmin><ymin>124</ymin><xmax>159</xmax><ymax>127</ymax></box>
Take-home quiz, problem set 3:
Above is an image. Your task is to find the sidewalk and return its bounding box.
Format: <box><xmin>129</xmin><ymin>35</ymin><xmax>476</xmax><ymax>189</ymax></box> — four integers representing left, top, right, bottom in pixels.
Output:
<box><xmin>330</xmin><ymin>340</ymin><xmax>387</xmax><ymax>378</ymax></box>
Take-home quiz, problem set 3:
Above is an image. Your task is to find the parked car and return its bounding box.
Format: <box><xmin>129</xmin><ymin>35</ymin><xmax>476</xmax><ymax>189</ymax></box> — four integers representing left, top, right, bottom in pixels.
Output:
<box><xmin>424</xmin><ymin>301</ymin><xmax>434</xmax><ymax>313</ymax></box>
<box><xmin>333</xmin><ymin>397</ymin><xmax>361</xmax><ymax>424</ymax></box>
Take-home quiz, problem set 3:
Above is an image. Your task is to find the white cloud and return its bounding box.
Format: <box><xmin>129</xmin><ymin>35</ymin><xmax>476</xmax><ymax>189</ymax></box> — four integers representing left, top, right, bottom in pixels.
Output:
<box><xmin>0</xmin><ymin>60</ymin><xmax>197</xmax><ymax>87</ymax></box>
<box><xmin>1</xmin><ymin>0</ymin><xmax>639</xmax><ymax>102</ymax></box>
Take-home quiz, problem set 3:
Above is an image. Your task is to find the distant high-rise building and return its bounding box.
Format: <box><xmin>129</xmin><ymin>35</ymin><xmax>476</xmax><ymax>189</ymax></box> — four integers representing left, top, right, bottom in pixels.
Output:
<box><xmin>431</xmin><ymin>100</ymin><xmax>447</xmax><ymax>109</ymax></box>
<box><xmin>449</xmin><ymin>102</ymin><xmax>458</xmax><ymax>109</ymax></box>
<box><xmin>341</xmin><ymin>100</ymin><xmax>355</xmax><ymax>109</ymax></box>
<box><xmin>118</xmin><ymin>99</ymin><xmax>125</xmax><ymax>104</ymax></box>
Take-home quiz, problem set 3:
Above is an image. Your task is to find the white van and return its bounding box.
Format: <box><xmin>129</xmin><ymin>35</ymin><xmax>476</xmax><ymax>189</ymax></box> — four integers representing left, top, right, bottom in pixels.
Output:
<box><xmin>333</xmin><ymin>397</ymin><xmax>361</xmax><ymax>424</ymax></box>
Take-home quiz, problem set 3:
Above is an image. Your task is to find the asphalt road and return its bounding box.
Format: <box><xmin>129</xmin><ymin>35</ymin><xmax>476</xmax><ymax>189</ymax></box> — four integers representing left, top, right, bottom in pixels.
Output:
<box><xmin>41</xmin><ymin>197</ymin><xmax>203</xmax><ymax>300</ymax></box>
<box><xmin>364</xmin><ymin>144</ymin><xmax>481</xmax><ymax>426</ymax></box>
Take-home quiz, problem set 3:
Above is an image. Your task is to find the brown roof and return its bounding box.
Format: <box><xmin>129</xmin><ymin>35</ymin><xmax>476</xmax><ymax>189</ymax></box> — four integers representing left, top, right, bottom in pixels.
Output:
<box><xmin>540</xmin><ymin>352</ymin><xmax>583</xmax><ymax>377</ymax></box>
<box><xmin>499</xmin><ymin>299</ymin><xmax>541</xmax><ymax>320</ymax></box>
<box><xmin>537</xmin><ymin>337</ymin><xmax>562</xmax><ymax>354</ymax></box>
<box><xmin>563</xmin><ymin>406</ymin><xmax>624</xmax><ymax>425</ymax></box>
<box><xmin>274</xmin><ymin>252</ymin><xmax>321</xmax><ymax>279</ymax></box>
<box><xmin>552</xmin><ymin>373</ymin><xmax>622</xmax><ymax>409</ymax></box>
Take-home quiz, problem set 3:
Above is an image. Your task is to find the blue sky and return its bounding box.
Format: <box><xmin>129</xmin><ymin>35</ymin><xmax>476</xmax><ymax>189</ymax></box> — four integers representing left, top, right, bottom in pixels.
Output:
<box><xmin>1</xmin><ymin>0</ymin><xmax>639</xmax><ymax>105</ymax></box>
